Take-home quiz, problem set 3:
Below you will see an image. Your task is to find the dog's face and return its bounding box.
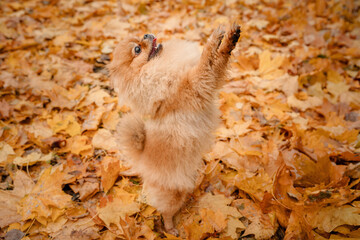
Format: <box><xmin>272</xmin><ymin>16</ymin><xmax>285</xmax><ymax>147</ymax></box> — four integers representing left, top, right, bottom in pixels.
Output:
<box><xmin>109</xmin><ymin>34</ymin><xmax>163</xmax><ymax>79</ymax></box>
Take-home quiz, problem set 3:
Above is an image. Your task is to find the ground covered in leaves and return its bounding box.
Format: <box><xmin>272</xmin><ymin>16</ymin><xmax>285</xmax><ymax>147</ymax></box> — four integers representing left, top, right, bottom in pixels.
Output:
<box><xmin>1</xmin><ymin>0</ymin><xmax>360</xmax><ymax>239</ymax></box>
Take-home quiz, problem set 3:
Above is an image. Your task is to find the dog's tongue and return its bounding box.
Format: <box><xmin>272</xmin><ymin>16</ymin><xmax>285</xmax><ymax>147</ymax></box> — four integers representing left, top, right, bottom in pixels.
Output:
<box><xmin>151</xmin><ymin>38</ymin><xmax>157</xmax><ymax>55</ymax></box>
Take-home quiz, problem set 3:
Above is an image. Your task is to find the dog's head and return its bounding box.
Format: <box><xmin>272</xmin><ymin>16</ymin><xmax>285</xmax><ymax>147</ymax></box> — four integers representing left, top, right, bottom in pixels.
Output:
<box><xmin>109</xmin><ymin>34</ymin><xmax>162</xmax><ymax>80</ymax></box>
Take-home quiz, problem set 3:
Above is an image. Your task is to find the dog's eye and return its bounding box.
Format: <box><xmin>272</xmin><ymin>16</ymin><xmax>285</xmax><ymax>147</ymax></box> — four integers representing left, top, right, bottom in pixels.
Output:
<box><xmin>134</xmin><ymin>46</ymin><xmax>141</xmax><ymax>55</ymax></box>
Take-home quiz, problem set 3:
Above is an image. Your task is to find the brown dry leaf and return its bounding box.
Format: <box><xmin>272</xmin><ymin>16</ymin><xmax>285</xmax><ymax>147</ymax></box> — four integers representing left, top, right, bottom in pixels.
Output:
<box><xmin>284</xmin><ymin>211</ymin><xmax>313</xmax><ymax>240</ymax></box>
<box><xmin>234</xmin><ymin>168</ymin><xmax>272</xmax><ymax>201</ymax></box>
<box><xmin>79</xmin><ymin>87</ymin><xmax>111</xmax><ymax>108</ymax></box>
<box><xmin>282</xmin><ymin>150</ymin><xmax>347</xmax><ymax>187</ymax></box>
<box><xmin>305</xmin><ymin>205</ymin><xmax>360</xmax><ymax>233</ymax></box>
<box><xmin>25</xmin><ymin>120</ymin><xmax>53</xmax><ymax>139</ymax></box>
<box><xmin>247</xmin><ymin>18</ymin><xmax>269</xmax><ymax>30</ymax></box>
<box><xmin>61</xmin><ymin>135</ymin><xmax>92</xmax><ymax>155</ymax></box>
<box><xmin>12</xmin><ymin>171</ymin><xmax>35</xmax><ymax>197</ymax></box>
<box><xmin>327</xmin><ymin>81</ymin><xmax>350</xmax><ymax>102</ymax></box>
<box><xmin>287</xmin><ymin>94</ymin><xmax>323</xmax><ymax>111</ymax></box>
<box><xmin>184</xmin><ymin>214</ymin><xmax>213</xmax><ymax>240</ymax></box>
<box><xmin>200</xmin><ymin>208</ymin><xmax>227</xmax><ymax>232</ymax></box>
<box><xmin>102</xmin><ymin>110</ymin><xmax>121</xmax><ymax>131</ymax></box>
<box><xmin>78</xmin><ymin>181</ymin><xmax>99</xmax><ymax>201</ymax></box>
<box><xmin>198</xmin><ymin>193</ymin><xmax>241</xmax><ymax>218</ymax></box>
<box><xmin>50</xmin><ymin>217</ymin><xmax>101</xmax><ymax>240</ymax></box>
<box><xmin>46</xmin><ymin>86</ymin><xmax>78</xmax><ymax>110</ymax></box>
<box><xmin>0</xmin><ymin>171</ymin><xmax>34</xmax><ymax>228</ymax></box>
<box><xmin>39</xmin><ymin>215</ymin><xmax>68</xmax><ymax>235</ymax></box>
<box><xmin>0</xmin><ymin>191</ymin><xmax>22</xmax><ymax>228</ymax></box>
<box><xmin>92</xmin><ymin>129</ymin><xmax>118</xmax><ymax>152</ymax></box>
<box><xmin>273</xmin><ymin>162</ymin><xmax>303</xmax><ymax>209</ymax></box>
<box><xmin>13</xmin><ymin>151</ymin><xmax>53</xmax><ymax>166</ymax></box>
<box><xmin>100</xmin><ymin>156</ymin><xmax>121</xmax><ymax>193</ymax></box>
<box><xmin>82</xmin><ymin>107</ymin><xmax>106</xmax><ymax>131</ymax></box>
<box><xmin>216</xmin><ymin>121</ymin><xmax>252</xmax><ymax>139</ymax></box>
<box><xmin>53</xmin><ymin>32</ymin><xmax>75</xmax><ymax>47</ymax></box>
<box><xmin>223</xmin><ymin>216</ymin><xmax>246</xmax><ymax>239</ymax></box>
<box><xmin>0</xmin><ymin>99</ymin><xmax>11</xmax><ymax>118</ymax></box>
<box><xmin>0</xmin><ymin>142</ymin><xmax>15</xmax><ymax>165</ymax></box>
<box><xmin>234</xmin><ymin>199</ymin><xmax>277</xmax><ymax>239</ymax></box>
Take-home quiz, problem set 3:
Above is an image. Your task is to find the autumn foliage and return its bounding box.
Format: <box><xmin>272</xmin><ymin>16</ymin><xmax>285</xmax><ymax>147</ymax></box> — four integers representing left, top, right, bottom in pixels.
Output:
<box><xmin>1</xmin><ymin>0</ymin><xmax>360</xmax><ymax>239</ymax></box>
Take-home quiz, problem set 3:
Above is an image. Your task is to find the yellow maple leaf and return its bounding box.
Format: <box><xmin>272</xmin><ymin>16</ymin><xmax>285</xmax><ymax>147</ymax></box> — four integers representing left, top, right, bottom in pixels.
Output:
<box><xmin>19</xmin><ymin>167</ymin><xmax>72</xmax><ymax>223</ymax></box>
<box><xmin>234</xmin><ymin>168</ymin><xmax>272</xmax><ymax>201</ymax></box>
<box><xmin>97</xmin><ymin>188</ymin><xmax>140</xmax><ymax>229</ymax></box>
<box><xmin>102</xmin><ymin>110</ymin><xmax>121</xmax><ymax>131</ymax></box>
<box><xmin>219</xmin><ymin>92</ymin><xmax>242</xmax><ymax>115</ymax></box>
<box><xmin>47</xmin><ymin>114</ymin><xmax>81</xmax><ymax>137</ymax></box>
<box><xmin>198</xmin><ymin>192</ymin><xmax>241</xmax><ymax>218</ymax></box>
<box><xmin>60</xmin><ymin>135</ymin><xmax>92</xmax><ymax>155</ymax></box>
<box><xmin>184</xmin><ymin>214</ymin><xmax>213</xmax><ymax>240</ymax></box>
<box><xmin>258</xmin><ymin>50</ymin><xmax>286</xmax><ymax>79</ymax></box>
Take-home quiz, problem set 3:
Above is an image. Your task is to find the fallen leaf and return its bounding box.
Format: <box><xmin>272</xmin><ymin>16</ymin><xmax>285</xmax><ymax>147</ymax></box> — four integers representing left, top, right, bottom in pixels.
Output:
<box><xmin>287</xmin><ymin>94</ymin><xmax>323</xmax><ymax>111</ymax></box>
<box><xmin>306</xmin><ymin>205</ymin><xmax>360</xmax><ymax>233</ymax></box>
<box><xmin>200</xmin><ymin>208</ymin><xmax>227</xmax><ymax>232</ymax></box>
<box><xmin>0</xmin><ymin>191</ymin><xmax>21</xmax><ymax>228</ymax></box>
<box><xmin>234</xmin><ymin>199</ymin><xmax>277</xmax><ymax>239</ymax></box>
<box><xmin>102</xmin><ymin>110</ymin><xmax>121</xmax><ymax>131</ymax></box>
<box><xmin>198</xmin><ymin>193</ymin><xmax>241</xmax><ymax>218</ymax></box>
<box><xmin>19</xmin><ymin>167</ymin><xmax>72</xmax><ymax>223</ymax></box>
<box><xmin>223</xmin><ymin>216</ymin><xmax>246</xmax><ymax>239</ymax></box>
<box><xmin>0</xmin><ymin>171</ymin><xmax>34</xmax><ymax>228</ymax></box>
<box><xmin>235</xmin><ymin>168</ymin><xmax>272</xmax><ymax>201</ymax></box>
<box><xmin>0</xmin><ymin>142</ymin><xmax>15</xmax><ymax>165</ymax></box>
<box><xmin>25</xmin><ymin>120</ymin><xmax>53</xmax><ymax>139</ymax></box>
<box><xmin>258</xmin><ymin>50</ymin><xmax>286</xmax><ymax>80</ymax></box>
<box><xmin>100</xmin><ymin>156</ymin><xmax>121</xmax><ymax>193</ymax></box>
<box><xmin>50</xmin><ymin>217</ymin><xmax>101</xmax><ymax>239</ymax></box>
<box><xmin>47</xmin><ymin>114</ymin><xmax>81</xmax><ymax>137</ymax></box>
<box><xmin>97</xmin><ymin>188</ymin><xmax>140</xmax><ymax>229</ymax></box>
<box><xmin>92</xmin><ymin>129</ymin><xmax>118</xmax><ymax>152</ymax></box>
<box><xmin>61</xmin><ymin>135</ymin><xmax>92</xmax><ymax>155</ymax></box>
<box><xmin>78</xmin><ymin>181</ymin><xmax>99</xmax><ymax>201</ymax></box>
<box><xmin>82</xmin><ymin>107</ymin><xmax>106</xmax><ymax>131</ymax></box>
<box><xmin>13</xmin><ymin>151</ymin><xmax>53</xmax><ymax>166</ymax></box>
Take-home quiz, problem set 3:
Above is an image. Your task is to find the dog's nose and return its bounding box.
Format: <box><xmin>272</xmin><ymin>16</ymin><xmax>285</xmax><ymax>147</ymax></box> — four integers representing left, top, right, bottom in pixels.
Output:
<box><xmin>143</xmin><ymin>34</ymin><xmax>155</xmax><ymax>41</ymax></box>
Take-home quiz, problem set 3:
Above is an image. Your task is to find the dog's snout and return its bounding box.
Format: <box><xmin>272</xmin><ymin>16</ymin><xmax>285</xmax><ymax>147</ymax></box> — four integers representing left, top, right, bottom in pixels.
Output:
<box><xmin>143</xmin><ymin>34</ymin><xmax>155</xmax><ymax>41</ymax></box>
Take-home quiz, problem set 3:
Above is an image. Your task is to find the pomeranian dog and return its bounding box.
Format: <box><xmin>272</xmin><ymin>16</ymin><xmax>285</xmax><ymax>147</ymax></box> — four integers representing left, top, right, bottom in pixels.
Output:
<box><xmin>109</xmin><ymin>24</ymin><xmax>240</xmax><ymax>235</ymax></box>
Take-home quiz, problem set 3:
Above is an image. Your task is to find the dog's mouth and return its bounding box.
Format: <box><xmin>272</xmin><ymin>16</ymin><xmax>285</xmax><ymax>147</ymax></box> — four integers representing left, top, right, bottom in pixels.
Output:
<box><xmin>148</xmin><ymin>38</ymin><xmax>162</xmax><ymax>61</ymax></box>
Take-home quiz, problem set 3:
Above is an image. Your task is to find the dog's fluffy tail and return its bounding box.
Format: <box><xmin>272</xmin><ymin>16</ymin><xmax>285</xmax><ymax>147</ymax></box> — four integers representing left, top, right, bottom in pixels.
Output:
<box><xmin>115</xmin><ymin>114</ymin><xmax>145</xmax><ymax>161</ymax></box>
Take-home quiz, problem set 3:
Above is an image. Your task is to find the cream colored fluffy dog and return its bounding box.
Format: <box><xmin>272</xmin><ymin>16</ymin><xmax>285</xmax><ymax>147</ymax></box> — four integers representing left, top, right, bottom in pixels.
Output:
<box><xmin>109</xmin><ymin>25</ymin><xmax>240</xmax><ymax>234</ymax></box>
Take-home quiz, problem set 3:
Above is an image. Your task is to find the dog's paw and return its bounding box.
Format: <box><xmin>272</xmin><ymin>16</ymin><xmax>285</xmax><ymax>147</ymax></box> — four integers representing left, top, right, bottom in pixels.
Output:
<box><xmin>229</xmin><ymin>24</ymin><xmax>241</xmax><ymax>47</ymax></box>
<box><xmin>212</xmin><ymin>27</ymin><xmax>225</xmax><ymax>49</ymax></box>
<box><xmin>219</xmin><ymin>24</ymin><xmax>241</xmax><ymax>55</ymax></box>
<box><xmin>166</xmin><ymin>227</ymin><xmax>179</xmax><ymax>237</ymax></box>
